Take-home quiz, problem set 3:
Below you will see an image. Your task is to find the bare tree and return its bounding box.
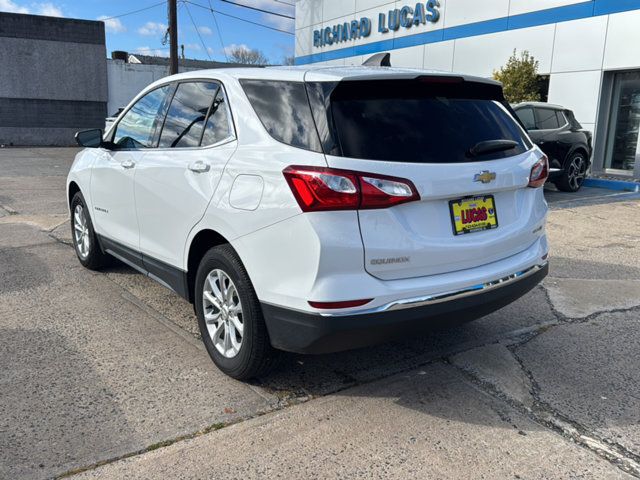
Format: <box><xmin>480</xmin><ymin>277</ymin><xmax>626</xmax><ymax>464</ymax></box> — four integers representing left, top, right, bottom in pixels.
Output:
<box><xmin>227</xmin><ymin>45</ymin><xmax>269</xmax><ymax>66</ymax></box>
<box><xmin>282</xmin><ymin>55</ymin><xmax>295</xmax><ymax>66</ymax></box>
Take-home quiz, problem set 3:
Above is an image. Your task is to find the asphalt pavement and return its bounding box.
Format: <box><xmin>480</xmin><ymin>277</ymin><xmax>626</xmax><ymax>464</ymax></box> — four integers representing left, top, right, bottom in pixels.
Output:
<box><xmin>1</xmin><ymin>147</ymin><xmax>639</xmax><ymax>479</ymax></box>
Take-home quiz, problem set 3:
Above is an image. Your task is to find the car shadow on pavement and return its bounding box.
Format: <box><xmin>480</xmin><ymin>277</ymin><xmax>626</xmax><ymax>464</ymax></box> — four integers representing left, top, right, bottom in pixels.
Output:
<box><xmin>251</xmin><ymin>284</ymin><xmax>556</xmax><ymax>397</ymax></box>
<box><xmin>0</xmin><ymin>329</ymin><xmax>136</xmax><ymax>480</ymax></box>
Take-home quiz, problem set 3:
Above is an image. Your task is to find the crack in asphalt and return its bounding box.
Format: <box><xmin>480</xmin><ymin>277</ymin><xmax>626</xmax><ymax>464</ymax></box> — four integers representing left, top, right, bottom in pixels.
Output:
<box><xmin>0</xmin><ymin>203</ymin><xmax>18</xmax><ymax>215</ymax></box>
<box><xmin>447</xmin><ymin>320</ymin><xmax>640</xmax><ymax>479</ymax></box>
<box><xmin>539</xmin><ymin>279</ymin><xmax>569</xmax><ymax>322</ymax></box>
<box><xmin>450</xmin><ymin>353</ymin><xmax>640</xmax><ymax>478</ymax></box>
<box><xmin>515</xmin><ymin>345</ymin><xmax>640</xmax><ymax>477</ymax></box>
<box><xmin>539</xmin><ymin>278</ymin><xmax>640</xmax><ymax>325</ymax></box>
<box><xmin>55</xmin><ymin>421</ymin><xmax>229</xmax><ymax>478</ymax></box>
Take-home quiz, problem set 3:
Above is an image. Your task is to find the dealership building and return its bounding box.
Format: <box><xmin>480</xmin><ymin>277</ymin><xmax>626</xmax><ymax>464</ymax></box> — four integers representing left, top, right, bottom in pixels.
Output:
<box><xmin>295</xmin><ymin>0</ymin><xmax>640</xmax><ymax>179</ymax></box>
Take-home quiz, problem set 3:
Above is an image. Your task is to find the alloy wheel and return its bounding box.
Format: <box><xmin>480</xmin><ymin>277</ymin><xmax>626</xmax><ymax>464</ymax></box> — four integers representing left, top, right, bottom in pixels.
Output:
<box><xmin>567</xmin><ymin>154</ymin><xmax>587</xmax><ymax>191</ymax></box>
<box><xmin>202</xmin><ymin>269</ymin><xmax>244</xmax><ymax>358</ymax></box>
<box><xmin>73</xmin><ymin>204</ymin><xmax>90</xmax><ymax>259</ymax></box>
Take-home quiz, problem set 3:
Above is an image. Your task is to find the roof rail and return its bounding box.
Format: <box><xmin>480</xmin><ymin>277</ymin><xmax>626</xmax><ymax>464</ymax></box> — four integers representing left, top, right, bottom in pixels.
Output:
<box><xmin>362</xmin><ymin>52</ymin><xmax>391</xmax><ymax>67</ymax></box>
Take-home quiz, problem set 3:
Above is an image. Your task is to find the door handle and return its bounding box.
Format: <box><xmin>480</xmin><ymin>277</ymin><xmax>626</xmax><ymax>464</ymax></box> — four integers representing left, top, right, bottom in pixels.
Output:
<box><xmin>188</xmin><ymin>161</ymin><xmax>210</xmax><ymax>173</ymax></box>
<box><xmin>121</xmin><ymin>159</ymin><xmax>135</xmax><ymax>169</ymax></box>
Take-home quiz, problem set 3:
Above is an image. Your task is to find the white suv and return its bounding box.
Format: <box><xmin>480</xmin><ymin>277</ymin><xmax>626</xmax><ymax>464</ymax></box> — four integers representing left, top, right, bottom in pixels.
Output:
<box><xmin>68</xmin><ymin>65</ymin><xmax>549</xmax><ymax>379</ymax></box>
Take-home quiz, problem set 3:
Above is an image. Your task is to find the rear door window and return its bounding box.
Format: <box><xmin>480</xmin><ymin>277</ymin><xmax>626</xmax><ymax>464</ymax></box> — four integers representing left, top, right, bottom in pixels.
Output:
<box><xmin>308</xmin><ymin>79</ymin><xmax>530</xmax><ymax>163</ymax></box>
<box><xmin>159</xmin><ymin>81</ymin><xmax>219</xmax><ymax>148</ymax></box>
<box><xmin>201</xmin><ymin>88</ymin><xmax>233</xmax><ymax>146</ymax></box>
<box><xmin>535</xmin><ymin>108</ymin><xmax>560</xmax><ymax>130</ymax></box>
<box><xmin>515</xmin><ymin>107</ymin><xmax>536</xmax><ymax>130</ymax></box>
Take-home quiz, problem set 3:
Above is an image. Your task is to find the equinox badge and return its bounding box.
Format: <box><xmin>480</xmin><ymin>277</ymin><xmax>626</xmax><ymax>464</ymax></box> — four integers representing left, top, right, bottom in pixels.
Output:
<box><xmin>474</xmin><ymin>171</ymin><xmax>497</xmax><ymax>184</ymax></box>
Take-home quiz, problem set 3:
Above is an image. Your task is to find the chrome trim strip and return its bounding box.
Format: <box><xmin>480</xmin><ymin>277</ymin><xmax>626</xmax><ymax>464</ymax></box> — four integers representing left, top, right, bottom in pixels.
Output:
<box><xmin>320</xmin><ymin>262</ymin><xmax>548</xmax><ymax>317</ymax></box>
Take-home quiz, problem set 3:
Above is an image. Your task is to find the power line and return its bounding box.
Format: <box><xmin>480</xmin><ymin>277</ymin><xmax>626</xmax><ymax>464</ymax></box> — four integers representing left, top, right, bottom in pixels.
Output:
<box><xmin>183</xmin><ymin>0</ymin><xmax>213</xmax><ymax>59</ymax></box>
<box><xmin>134</xmin><ymin>46</ymin><xmax>171</xmax><ymax>53</ymax></box>
<box><xmin>219</xmin><ymin>0</ymin><xmax>294</xmax><ymax>19</ymax></box>
<box><xmin>182</xmin><ymin>0</ymin><xmax>294</xmax><ymax>35</ymax></box>
<box><xmin>269</xmin><ymin>0</ymin><xmax>294</xmax><ymax>6</ymax></box>
<box><xmin>100</xmin><ymin>1</ymin><xmax>167</xmax><ymax>20</ymax></box>
<box><xmin>208</xmin><ymin>0</ymin><xmax>229</xmax><ymax>62</ymax></box>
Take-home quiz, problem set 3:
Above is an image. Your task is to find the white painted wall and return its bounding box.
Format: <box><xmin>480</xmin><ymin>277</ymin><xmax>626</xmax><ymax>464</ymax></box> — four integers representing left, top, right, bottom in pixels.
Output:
<box><xmin>295</xmin><ymin>1</ymin><xmax>640</xmax><ymax>175</ymax></box>
<box><xmin>106</xmin><ymin>60</ymin><xmax>202</xmax><ymax>115</ymax></box>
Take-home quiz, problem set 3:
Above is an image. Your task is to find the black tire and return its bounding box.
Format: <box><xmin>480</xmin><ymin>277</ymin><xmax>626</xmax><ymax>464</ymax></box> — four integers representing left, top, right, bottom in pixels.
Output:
<box><xmin>195</xmin><ymin>244</ymin><xmax>279</xmax><ymax>380</ymax></box>
<box><xmin>555</xmin><ymin>151</ymin><xmax>588</xmax><ymax>192</ymax></box>
<box><xmin>70</xmin><ymin>191</ymin><xmax>110</xmax><ymax>270</ymax></box>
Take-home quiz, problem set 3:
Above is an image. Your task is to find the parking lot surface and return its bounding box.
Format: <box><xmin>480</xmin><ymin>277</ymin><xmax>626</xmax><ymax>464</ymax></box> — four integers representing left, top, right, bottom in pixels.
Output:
<box><xmin>1</xmin><ymin>148</ymin><xmax>640</xmax><ymax>479</ymax></box>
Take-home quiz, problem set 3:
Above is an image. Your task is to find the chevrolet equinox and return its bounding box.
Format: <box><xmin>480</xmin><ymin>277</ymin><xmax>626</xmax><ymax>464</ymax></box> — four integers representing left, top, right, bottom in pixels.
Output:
<box><xmin>68</xmin><ymin>64</ymin><xmax>549</xmax><ymax>379</ymax></box>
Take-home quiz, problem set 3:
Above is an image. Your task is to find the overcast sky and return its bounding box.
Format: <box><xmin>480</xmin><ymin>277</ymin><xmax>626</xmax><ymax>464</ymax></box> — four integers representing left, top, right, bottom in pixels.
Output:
<box><xmin>0</xmin><ymin>0</ymin><xmax>295</xmax><ymax>63</ymax></box>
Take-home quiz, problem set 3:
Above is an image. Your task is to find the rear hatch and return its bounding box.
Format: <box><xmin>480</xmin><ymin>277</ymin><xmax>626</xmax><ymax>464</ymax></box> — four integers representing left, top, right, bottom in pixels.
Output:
<box><xmin>306</xmin><ymin>75</ymin><xmax>544</xmax><ymax>280</ymax></box>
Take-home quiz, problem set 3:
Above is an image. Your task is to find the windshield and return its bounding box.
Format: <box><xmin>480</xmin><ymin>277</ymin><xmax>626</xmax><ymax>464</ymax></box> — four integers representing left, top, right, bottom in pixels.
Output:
<box><xmin>307</xmin><ymin>79</ymin><xmax>531</xmax><ymax>163</ymax></box>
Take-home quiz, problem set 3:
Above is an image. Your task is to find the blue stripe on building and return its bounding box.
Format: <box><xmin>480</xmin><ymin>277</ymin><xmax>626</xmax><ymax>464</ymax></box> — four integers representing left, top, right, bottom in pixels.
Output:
<box><xmin>295</xmin><ymin>0</ymin><xmax>640</xmax><ymax>65</ymax></box>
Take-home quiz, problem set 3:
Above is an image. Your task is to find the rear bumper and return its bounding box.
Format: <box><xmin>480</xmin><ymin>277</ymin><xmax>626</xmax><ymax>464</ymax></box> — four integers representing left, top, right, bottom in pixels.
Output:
<box><xmin>262</xmin><ymin>262</ymin><xmax>548</xmax><ymax>354</ymax></box>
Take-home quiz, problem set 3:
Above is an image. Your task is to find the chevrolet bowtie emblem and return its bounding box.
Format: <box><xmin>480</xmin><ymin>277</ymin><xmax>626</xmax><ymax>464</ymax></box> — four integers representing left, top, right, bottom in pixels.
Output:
<box><xmin>474</xmin><ymin>171</ymin><xmax>497</xmax><ymax>184</ymax></box>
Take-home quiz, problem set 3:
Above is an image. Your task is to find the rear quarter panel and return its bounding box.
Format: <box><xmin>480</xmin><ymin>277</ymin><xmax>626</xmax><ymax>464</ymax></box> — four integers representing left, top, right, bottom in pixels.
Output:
<box><xmin>181</xmin><ymin>76</ymin><xmax>328</xmax><ymax>271</ymax></box>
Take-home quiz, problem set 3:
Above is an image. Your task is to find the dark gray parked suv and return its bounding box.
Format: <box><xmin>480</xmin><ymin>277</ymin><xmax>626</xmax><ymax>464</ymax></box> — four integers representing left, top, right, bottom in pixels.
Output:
<box><xmin>513</xmin><ymin>102</ymin><xmax>592</xmax><ymax>192</ymax></box>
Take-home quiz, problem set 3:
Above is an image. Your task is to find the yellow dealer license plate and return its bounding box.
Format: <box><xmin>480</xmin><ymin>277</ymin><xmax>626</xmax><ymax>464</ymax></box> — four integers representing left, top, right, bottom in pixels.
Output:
<box><xmin>449</xmin><ymin>195</ymin><xmax>498</xmax><ymax>236</ymax></box>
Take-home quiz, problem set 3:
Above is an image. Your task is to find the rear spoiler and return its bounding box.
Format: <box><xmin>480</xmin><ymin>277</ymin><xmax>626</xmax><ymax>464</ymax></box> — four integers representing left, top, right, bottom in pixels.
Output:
<box><xmin>362</xmin><ymin>52</ymin><xmax>391</xmax><ymax>67</ymax></box>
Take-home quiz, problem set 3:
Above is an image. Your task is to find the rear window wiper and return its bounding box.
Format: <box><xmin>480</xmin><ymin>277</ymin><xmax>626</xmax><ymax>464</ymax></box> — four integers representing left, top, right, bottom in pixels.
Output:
<box><xmin>467</xmin><ymin>139</ymin><xmax>518</xmax><ymax>157</ymax></box>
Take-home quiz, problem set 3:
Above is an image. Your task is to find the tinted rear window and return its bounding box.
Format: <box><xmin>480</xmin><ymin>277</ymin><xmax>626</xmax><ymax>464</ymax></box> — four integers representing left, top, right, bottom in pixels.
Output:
<box><xmin>309</xmin><ymin>79</ymin><xmax>530</xmax><ymax>163</ymax></box>
<box><xmin>240</xmin><ymin>80</ymin><xmax>322</xmax><ymax>152</ymax></box>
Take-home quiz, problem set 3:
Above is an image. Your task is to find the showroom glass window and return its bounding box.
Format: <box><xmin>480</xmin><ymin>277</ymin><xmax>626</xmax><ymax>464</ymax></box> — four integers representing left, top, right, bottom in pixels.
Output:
<box><xmin>159</xmin><ymin>82</ymin><xmax>221</xmax><ymax>148</ymax></box>
<box><xmin>605</xmin><ymin>70</ymin><xmax>640</xmax><ymax>173</ymax></box>
<box><xmin>112</xmin><ymin>85</ymin><xmax>173</xmax><ymax>149</ymax></box>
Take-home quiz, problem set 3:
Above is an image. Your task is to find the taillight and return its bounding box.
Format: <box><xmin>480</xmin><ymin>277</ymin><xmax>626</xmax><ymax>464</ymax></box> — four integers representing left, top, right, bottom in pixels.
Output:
<box><xmin>283</xmin><ymin>166</ymin><xmax>420</xmax><ymax>212</ymax></box>
<box><xmin>528</xmin><ymin>155</ymin><xmax>549</xmax><ymax>188</ymax></box>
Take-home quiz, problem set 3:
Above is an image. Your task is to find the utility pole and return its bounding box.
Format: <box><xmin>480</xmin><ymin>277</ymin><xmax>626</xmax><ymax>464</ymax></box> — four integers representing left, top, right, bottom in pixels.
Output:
<box><xmin>169</xmin><ymin>0</ymin><xmax>178</xmax><ymax>74</ymax></box>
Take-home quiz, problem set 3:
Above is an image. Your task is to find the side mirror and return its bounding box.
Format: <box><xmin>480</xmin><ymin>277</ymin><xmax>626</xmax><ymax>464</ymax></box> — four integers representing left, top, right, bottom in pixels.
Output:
<box><xmin>75</xmin><ymin>129</ymin><xmax>104</xmax><ymax>148</ymax></box>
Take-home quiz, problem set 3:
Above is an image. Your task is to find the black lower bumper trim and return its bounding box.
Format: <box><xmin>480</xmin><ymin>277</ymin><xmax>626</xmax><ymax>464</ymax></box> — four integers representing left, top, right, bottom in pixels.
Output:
<box><xmin>262</xmin><ymin>263</ymin><xmax>548</xmax><ymax>354</ymax></box>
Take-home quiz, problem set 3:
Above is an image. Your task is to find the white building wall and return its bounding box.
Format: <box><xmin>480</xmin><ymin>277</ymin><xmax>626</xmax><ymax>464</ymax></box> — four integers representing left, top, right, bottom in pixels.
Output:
<box><xmin>106</xmin><ymin>60</ymin><xmax>202</xmax><ymax>115</ymax></box>
<box><xmin>107</xmin><ymin>60</ymin><xmax>167</xmax><ymax>115</ymax></box>
<box><xmin>451</xmin><ymin>24</ymin><xmax>555</xmax><ymax>77</ymax></box>
<box><xmin>295</xmin><ymin>1</ymin><xmax>640</xmax><ymax>175</ymax></box>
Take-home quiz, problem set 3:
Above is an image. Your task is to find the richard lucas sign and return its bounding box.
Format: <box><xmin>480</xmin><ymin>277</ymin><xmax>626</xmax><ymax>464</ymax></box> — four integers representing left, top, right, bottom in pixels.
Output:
<box><xmin>313</xmin><ymin>1</ymin><xmax>441</xmax><ymax>48</ymax></box>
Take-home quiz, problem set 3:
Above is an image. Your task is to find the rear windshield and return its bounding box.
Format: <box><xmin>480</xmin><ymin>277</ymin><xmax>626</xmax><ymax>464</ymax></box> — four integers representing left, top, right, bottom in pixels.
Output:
<box><xmin>240</xmin><ymin>78</ymin><xmax>530</xmax><ymax>162</ymax></box>
<box><xmin>308</xmin><ymin>79</ymin><xmax>531</xmax><ymax>163</ymax></box>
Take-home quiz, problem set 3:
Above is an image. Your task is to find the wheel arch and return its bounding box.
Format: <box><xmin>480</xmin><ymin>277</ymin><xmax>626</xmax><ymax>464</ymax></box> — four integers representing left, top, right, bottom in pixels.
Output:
<box><xmin>566</xmin><ymin>144</ymin><xmax>591</xmax><ymax>164</ymax></box>
<box><xmin>68</xmin><ymin>181</ymin><xmax>81</xmax><ymax>209</ymax></box>
<box><xmin>186</xmin><ymin>229</ymin><xmax>232</xmax><ymax>303</ymax></box>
